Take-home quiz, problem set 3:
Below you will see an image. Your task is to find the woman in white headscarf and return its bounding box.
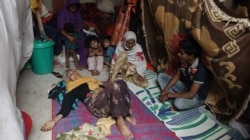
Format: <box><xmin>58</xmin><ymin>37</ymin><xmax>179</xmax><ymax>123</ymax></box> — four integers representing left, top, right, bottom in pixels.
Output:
<box><xmin>109</xmin><ymin>31</ymin><xmax>148</xmax><ymax>87</ymax></box>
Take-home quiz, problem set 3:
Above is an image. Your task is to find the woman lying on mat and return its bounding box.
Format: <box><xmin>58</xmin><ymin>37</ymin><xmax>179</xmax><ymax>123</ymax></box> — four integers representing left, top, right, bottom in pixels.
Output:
<box><xmin>109</xmin><ymin>31</ymin><xmax>148</xmax><ymax>88</ymax></box>
<box><xmin>40</xmin><ymin>69</ymin><xmax>136</xmax><ymax>139</ymax></box>
<box><xmin>157</xmin><ymin>38</ymin><xmax>211</xmax><ymax>111</ymax></box>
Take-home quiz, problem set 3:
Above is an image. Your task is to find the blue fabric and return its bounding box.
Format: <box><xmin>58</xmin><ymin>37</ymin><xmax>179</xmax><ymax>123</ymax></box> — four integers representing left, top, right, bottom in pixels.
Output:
<box><xmin>104</xmin><ymin>46</ymin><xmax>115</xmax><ymax>64</ymax></box>
<box><xmin>48</xmin><ymin>80</ymin><xmax>78</xmax><ymax>110</ymax></box>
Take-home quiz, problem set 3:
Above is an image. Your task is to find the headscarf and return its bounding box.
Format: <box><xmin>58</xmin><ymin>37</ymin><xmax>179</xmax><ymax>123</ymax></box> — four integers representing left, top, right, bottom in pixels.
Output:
<box><xmin>112</xmin><ymin>31</ymin><xmax>147</xmax><ymax>76</ymax></box>
<box><xmin>63</xmin><ymin>0</ymin><xmax>80</xmax><ymax>10</ymax></box>
<box><xmin>122</xmin><ymin>31</ymin><xmax>137</xmax><ymax>48</ymax></box>
<box><xmin>57</xmin><ymin>0</ymin><xmax>82</xmax><ymax>31</ymax></box>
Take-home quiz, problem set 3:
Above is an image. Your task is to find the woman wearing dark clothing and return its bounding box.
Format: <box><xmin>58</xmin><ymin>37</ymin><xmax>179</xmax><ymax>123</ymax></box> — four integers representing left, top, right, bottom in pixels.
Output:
<box><xmin>41</xmin><ymin>69</ymin><xmax>136</xmax><ymax>139</ymax></box>
<box><xmin>57</xmin><ymin>0</ymin><xmax>88</xmax><ymax>68</ymax></box>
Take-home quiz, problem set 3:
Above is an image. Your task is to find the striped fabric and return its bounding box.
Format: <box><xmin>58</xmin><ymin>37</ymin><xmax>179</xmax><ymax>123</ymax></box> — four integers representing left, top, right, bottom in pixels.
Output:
<box><xmin>127</xmin><ymin>70</ymin><xmax>232</xmax><ymax>140</ymax></box>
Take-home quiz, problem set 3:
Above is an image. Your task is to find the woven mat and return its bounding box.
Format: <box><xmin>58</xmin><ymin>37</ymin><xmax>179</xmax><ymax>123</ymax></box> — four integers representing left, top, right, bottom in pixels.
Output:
<box><xmin>127</xmin><ymin>70</ymin><xmax>232</xmax><ymax>139</ymax></box>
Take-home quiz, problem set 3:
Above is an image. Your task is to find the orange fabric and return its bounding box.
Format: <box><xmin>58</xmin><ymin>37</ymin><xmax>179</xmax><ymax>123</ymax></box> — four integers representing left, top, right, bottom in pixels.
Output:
<box><xmin>146</xmin><ymin>61</ymin><xmax>155</xmax><ymax>71</ymax></box>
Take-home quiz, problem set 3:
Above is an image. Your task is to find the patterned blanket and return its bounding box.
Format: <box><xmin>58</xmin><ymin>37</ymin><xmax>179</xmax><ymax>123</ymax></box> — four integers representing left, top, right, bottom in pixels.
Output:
<box><xmin>127</xmin><ymin>70</ymin><xmax>233</xmax><ymax>139</ymax></box>
<box><xmin>142</xmin><ymin>0</ymin><xmax>250</xmax><ymax>123</ymax></box>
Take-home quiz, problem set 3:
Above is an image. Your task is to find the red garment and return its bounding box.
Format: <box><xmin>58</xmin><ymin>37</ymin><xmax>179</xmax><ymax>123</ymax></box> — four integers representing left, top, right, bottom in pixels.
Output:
<box><xmin>21</xmin><ymin>111</ymin><xmax>32</xmax><ymax>140</ymax></box>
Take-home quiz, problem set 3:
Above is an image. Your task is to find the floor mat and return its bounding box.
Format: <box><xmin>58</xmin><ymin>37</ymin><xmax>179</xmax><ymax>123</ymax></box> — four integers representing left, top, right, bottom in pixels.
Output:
<box><xmin>127</xmin><ymin>70</ymin><xmax>233</xmax><ymax>139</ymax></box>
<box><xmin>51</xmin><ymin>86</ymin><xmax>178</xmax><ymax>140</ymax></box>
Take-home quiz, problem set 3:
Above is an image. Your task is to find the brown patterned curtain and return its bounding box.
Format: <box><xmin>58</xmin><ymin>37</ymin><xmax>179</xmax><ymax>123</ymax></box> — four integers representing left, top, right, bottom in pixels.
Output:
<box><xmin>52</xmin><ymin>0</ymin><xmax>66</xmax><ymax>13</ymax></box>
<box><xmin>144</xmin><ymin>0</ymin><xmax>250</xmax><ymax>123</ymax></box>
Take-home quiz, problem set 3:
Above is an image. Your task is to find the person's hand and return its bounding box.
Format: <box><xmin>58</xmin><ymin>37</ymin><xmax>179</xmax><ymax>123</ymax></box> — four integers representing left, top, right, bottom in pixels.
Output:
<box><xmin>31</xmin><ymin>8</ymin><xmax>40</xmax><ymax>14</ymax></box>
<box><xmin>94</xmin><ymin>49</ymin><xmax>99</xmax><ymax>55</ymax></box>
<box><xmin>40</xmin><ymin>120</ymin><xmax>56</xmax><ymax>131</ymax></box>
<box><xmin>67</xmin><ymin>35</ymin><xmax>77</xmax><ymax>43</ymax></box>
<box><xmin>159</xmin><ymin>92</ymin><xmax>169</xmax><ymax>103</ymax></box>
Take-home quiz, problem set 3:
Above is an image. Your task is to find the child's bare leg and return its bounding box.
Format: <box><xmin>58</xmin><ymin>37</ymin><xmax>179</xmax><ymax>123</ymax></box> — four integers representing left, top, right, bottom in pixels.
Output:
<box><xmin>78</xmin><ymin>65</ymin><xmax>88</xmax><ymax>69</ymax></box>
<box><xmin>40</xmin><ymin>114</ymin><xmax>63</xmax><ymax>131</ymax></box>
<box><xmin>65</xmin><ymin>50</ymin><xmax>70</xmax><ymax>68</ymax></box>
<box><xmin>90</xmin><ymin>70</ymin><xmax>95</xmax><ymax>76</ymax></box>
<box><xmin>116</xmin><ymin>116</ymin><xmax>133</xmax><ymax>139</ymax></box>
<box><xmin>126</xmin><ymin>115</ymin><xmax>136</xmax><ymax>125</ymax></box>
<box><xmin>72</xmin><ymin>51</ymin><xmax>82</xmax><ymax>70</ymax></box>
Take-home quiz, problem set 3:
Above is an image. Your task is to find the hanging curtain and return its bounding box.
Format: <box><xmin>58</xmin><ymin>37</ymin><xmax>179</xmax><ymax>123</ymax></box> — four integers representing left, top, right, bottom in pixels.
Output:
<box><xmin>52</xmin><ymin>0</ymin><xmax>65</xmax><ymax>13</ymax></box>
<box><xmin>111</xmin><ymin>0</ymin><xmax>138</xmax><ymax>46</ymax></box>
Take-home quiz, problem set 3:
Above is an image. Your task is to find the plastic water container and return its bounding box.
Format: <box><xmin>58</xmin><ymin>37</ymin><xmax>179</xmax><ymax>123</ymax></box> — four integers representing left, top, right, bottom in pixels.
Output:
<box><xmin>31</xmin><ymin>37</ymin><xmax>55</xmax><ymax>75</ymax></box>
<box><xmin>23</xmin><ymin>60</ymin><xmax>32</xmax><ymax>70</ymax></box>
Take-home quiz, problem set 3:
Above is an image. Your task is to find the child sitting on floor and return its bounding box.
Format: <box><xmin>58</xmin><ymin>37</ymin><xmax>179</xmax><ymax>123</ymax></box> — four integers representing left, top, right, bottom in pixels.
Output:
<box><xmin>87</xmin><ymin>35</ymin><xmax>104</xmax><ymax>76</ymax></box>
<box><xmin>102</xmin><ymin>35</ymin><xmax>115</xmax><ymax>68</ymax></box>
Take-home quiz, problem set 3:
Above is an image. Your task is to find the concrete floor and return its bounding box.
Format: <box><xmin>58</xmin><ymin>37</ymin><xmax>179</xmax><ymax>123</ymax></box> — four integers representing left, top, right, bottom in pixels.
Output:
<box><xmin>16</xmin><ymin>63</ymin><xmax>109</xmax><ymax>140</ymax></box>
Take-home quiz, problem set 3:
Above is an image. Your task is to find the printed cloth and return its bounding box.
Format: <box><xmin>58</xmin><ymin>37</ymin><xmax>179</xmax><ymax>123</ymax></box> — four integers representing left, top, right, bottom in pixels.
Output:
<box><xmin>96</xmin><ymin>117</ymin><xmax>116</xmax><ymax>135</ymax></box>
<box><xmin>56</xmin><ymin>123</ymin><xmax>106</xmax><ymax>140</ymax></box>
<box><xmin>85</xmin><ymin>79</ymin><xmax>132</xmax><ymax>118</ymax></box>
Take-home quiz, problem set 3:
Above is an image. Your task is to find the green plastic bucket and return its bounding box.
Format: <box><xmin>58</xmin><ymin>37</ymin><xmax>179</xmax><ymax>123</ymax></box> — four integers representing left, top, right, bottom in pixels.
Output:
<box><xmin>23</xmin><ymin>60</ymin><xmax>32</xmax><ymax>70</ymax></box>
<box><xmin>31</xmin><ymin>38</ymin><xmax>55</xmax><ymax>75</ymax></box>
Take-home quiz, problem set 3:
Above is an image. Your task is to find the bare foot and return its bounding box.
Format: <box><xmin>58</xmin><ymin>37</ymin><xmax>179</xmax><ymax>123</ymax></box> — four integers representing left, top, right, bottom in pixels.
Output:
<box><xmin>103</xmin><ymin>64</ymin><xmax>110</xmax><ymax>69</ymax></box>
<box><xmin>40</xmin><ymin>120</ymin><xmax>56</xmax><ymax>131</ymax></box>
<box><xmin>95</xmin><ymin>70</ymin><xmax>100</xmax><ymax>76</ymax></box>
<box><xmin>170</xmin><ymin>106</ymin><xmax>178</xmax><ymax>111</ymax></box>
<box><xmin>90</xmin><ymin>70</ymin><xmax>95</xmax><ymax>76</ymax></box>
<box><xmin>126</xmin><ymin>115</ymin><xmax>136</xmax><ymax>125</ymax></box>
<box><xmin>79</xmin><ymin>65</ymin><xmax>88</xmax><ymax>69</ymax></box>
<box><xmin>116</xmin><ymin>116</ymin><xmax>134</xmax><ymax>139</ymax></box>
<box><xmin>76</xmin><ymin>66</ymin><xmax>83</xmax><ymax>70</ymax></box>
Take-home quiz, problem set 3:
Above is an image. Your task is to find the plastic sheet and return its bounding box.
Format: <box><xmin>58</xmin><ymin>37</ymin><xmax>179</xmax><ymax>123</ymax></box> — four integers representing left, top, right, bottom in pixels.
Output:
<box><xmin>0</xmin><ymin>0</ymin><xmax>33</xmax><ymax>139</ymax></box>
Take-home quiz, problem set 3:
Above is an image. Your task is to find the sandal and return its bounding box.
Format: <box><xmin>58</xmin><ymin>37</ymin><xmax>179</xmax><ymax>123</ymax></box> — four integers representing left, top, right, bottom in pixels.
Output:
<box><xmin>51</xmin><ymin>72</ymin><xmax>63</xmax><ymax>78</ymax></box>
